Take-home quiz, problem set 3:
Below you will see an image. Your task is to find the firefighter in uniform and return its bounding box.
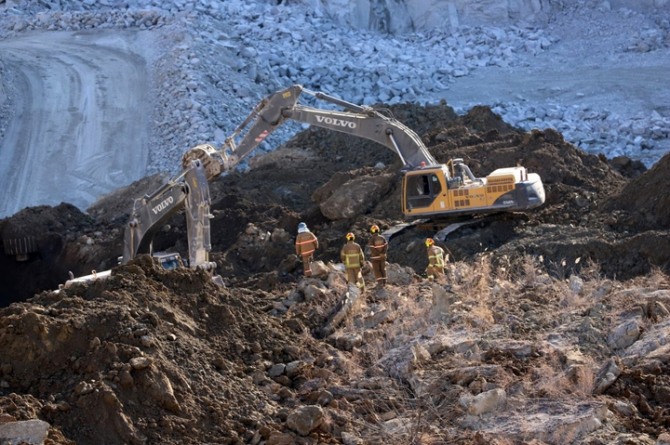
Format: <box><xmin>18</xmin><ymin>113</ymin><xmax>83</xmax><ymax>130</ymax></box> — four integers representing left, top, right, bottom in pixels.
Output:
<box><xmin>367</xmin><ymin>224</ymin><xmax>388</xmax><ymax>288</ymax></box>
<box><xmin>295</xmin><ymin>222</ymin><xmax>318</xmax><ymax>277</ymax></box>
<box><xmin>340</xmin><ymin>232</ymin><xmax>366</xmax><ymax>293</ymax></box>
<box><xmin>425</xmin><ymin>238</ymin><xmax>447</xmax><ymax>281</ymax></box>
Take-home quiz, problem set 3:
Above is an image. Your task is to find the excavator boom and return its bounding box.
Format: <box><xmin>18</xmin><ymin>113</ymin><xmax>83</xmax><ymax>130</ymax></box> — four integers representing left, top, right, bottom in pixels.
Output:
<box><xmin>182</xmin><ymin>85</ymin><xmax>437</xmax><ymax>180</ymax></box>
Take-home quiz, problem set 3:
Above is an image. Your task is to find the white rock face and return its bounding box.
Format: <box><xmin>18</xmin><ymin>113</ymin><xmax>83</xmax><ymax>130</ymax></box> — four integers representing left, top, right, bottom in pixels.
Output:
<box><xmin>610</xmin><ymin>0</ymin><xmax>670</xmax><ymax>8</ymax></box>
<box><xmin>310</xmin><ymin>0</ymin><xmax>528</xmax><ymax>33</ymax></box>
<box><xmin>306</xmin><ymin>0</ymin><xmax>656</xmax><ymax>33</ymax></box>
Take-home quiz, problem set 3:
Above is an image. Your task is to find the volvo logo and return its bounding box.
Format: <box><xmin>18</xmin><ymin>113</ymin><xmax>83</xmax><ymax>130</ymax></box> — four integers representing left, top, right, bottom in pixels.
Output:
<box><xmin>152</xmin><ymin>196</ymin><xmax>174</xmax><ymax>215</ymax></box>
<box><xmin>315</xmin><ymin>115</ymin><xmax>357</xmax><ymax>129</ymax></box>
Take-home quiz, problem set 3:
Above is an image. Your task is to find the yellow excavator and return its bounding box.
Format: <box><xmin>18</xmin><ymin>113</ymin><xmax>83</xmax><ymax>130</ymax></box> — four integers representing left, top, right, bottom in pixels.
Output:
<box><xmin>183</xmin><ymin>84</ymin><xmax>545</xmax><ymax>220</ymax></box>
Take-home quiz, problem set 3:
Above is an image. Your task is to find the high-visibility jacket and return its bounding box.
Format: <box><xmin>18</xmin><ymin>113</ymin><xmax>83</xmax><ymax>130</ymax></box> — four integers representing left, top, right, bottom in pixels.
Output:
<box><xmin>367</xmin><ymin>234</ymin><xmax>388</xmax><ymax>262</ymax></box>
<box><xmin>295</xmin><ymin>231</ymin><xmax>318</xmax><ymax>256</ymax></box>
<box><xmin>427</xmin><ymin>245</ymin><xmax>445</xmax><ymax>268</ymax></box>
<box><xmin>340</xmin><ymin>241</ymin><xmax>364</xmax><ymax>268</ymax></box>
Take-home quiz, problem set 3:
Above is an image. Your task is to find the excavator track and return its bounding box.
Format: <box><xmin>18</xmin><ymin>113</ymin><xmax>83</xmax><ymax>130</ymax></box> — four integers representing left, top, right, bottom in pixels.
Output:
<box><xmin>383</xmin><ymin>212</ymin><xmax>529</xmax><ymax>242</ymax></box>
<box><xmin>424</xmin><ymin>212</ymin><xmax>529</xmax><ymax>241</ymax></box>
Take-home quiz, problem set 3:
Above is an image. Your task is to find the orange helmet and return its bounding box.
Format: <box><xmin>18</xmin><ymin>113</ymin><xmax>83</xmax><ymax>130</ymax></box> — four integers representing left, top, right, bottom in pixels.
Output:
<box><xmin>370</xmin><ymin>224</ymin><xmax>380</xmax><ymax>234</ymax></box>
<box><xmin>346</xmin><ymin>232</ymin><xmax>355</xmax><ymax>241</ymax></box>
<box><xmin>425</xmin><ymin>238</ymin><xmax>434</xmax><ymax>247</ymax></box>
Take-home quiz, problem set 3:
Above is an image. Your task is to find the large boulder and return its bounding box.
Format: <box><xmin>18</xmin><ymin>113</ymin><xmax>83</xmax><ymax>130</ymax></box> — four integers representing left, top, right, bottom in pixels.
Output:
<box><xmin>315</xmin><ymin>170</ymin><xmax>394</xmax><ymax>220</ymax></box>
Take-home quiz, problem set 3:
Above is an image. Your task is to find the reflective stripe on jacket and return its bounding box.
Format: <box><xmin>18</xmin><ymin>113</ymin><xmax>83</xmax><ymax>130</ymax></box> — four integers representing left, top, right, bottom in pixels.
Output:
<box><xmin>428</xmin><ymin>246</ymin><xmax>445</xmax><ymax>268</ymax></box>
<box><xmin>296</xmin><ymin>232</ymin><xmax>318</xmax><ymax>256</ymax></box>
<box><xmin>341</xmin><ymin>242</ymin><xmax>364</xmax><ymax>268</ymax></box>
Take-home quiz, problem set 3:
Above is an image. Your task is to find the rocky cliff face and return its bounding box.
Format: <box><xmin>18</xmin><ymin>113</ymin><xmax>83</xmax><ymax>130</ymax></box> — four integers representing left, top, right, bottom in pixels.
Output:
<box><xmin>308</xmin><ymin>0</ymin><xmax>667</xmax><ymax>33</ymax></box>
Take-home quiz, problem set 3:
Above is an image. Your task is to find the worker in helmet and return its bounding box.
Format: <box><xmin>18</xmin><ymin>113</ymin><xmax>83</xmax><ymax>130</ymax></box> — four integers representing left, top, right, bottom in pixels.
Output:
<box><xmin>425</xmin><ymin>238</ymin><xmax>447</xmax><ymax>281</ymax></box>
<box><xmin>295</xmin><ymin>222</ymin><xmax>318</xmax><ymax>277</ymax></box>
<box><xmin>340</xmin><ymin>232</ymin><xmax>366</xmax><ymax>293</ymax></box>
<box><xmin>367</xmin><ymin>224</ymin><xmax>388</xmax><ymax>288</ymax></box>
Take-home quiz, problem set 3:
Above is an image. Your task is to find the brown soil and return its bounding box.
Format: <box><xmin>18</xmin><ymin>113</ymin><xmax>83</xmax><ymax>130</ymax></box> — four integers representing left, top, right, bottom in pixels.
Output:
<box><xmin>1</xmin><ymin>103</ymin><xmax>669</xmax><ymax>444</ymax></box>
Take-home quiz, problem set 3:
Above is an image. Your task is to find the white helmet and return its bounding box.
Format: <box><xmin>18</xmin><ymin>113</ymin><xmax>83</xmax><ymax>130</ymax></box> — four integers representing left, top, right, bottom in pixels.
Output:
<box><xmin>298</xmin><ymin>222</ymin><xmax>308</xmax><ymax>233</ymax></box>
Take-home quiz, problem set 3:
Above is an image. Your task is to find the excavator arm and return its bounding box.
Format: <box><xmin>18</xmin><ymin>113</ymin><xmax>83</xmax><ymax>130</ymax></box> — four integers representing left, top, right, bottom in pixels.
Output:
<box><xmin>181</xmin><ymin>84</ymin><xmax>438</xmax><ymax>181</ymax></box>
<box><xmin>122</xmin><ymin>160</ymin><xmax>214</xmax><ymax>270</ymax></box>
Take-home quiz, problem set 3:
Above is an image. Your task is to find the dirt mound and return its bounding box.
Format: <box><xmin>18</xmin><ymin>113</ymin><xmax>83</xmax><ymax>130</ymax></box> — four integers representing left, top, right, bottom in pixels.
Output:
<box><xmin>0</xmin><ymin>204</ymin><xmax>101</xmax><ymax>306</ymax></box>
<box><xmin>87</xmin><ymin>174</ymin><xmax>168</xmax><ymax>225</ymax></box>
<box><xmin>0</xmin><ymin>257</ymin><xmax>336</xmax><ymax>444</ymax></box>
<box><xmin>603</xmin><ymin>152</ymin><xmax>670</xmax><ymax>232</ymax></box>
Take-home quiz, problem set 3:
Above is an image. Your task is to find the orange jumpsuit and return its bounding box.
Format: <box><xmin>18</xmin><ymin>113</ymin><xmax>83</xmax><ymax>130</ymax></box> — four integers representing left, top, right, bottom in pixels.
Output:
<box><xmin>295</xmin><ymin>231</ymin><xmax>318</xmax><ymax>277</ymax></box>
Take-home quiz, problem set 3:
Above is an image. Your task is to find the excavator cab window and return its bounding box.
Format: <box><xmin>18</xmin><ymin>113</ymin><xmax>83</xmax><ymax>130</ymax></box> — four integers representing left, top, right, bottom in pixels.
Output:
<box><xmin>405</xmin><ymin>173</ymin><xmax>442</xmax><ymax>209</ymax></box>
<box><xmin>153</xmin><ymin>252</ymin><xmax>184</xmax><ymax>271</ymax></box>
<box><xmin>447</xmin><ymin>176</ymin><xmax>463</xmax><ymax>189</ymax></box>
<box><xmin>161</xmin><ymin>257</ymin><xmax>181</xmax><ymax>271</ymax></box>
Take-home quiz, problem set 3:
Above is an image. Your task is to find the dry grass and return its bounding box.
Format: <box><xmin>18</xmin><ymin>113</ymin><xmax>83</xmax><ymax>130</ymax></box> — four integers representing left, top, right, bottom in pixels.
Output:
<box><xmin>570</xmin><ymin>364</ymin><xmax>596</xmax><ymax>397</ymax></box>
<box><xmin>521</xmin><ymin>254</ymin><xmax>543</xmax><ymax>287</ymax></box>
<box><xmin>528</xmin><ymin>354</ymin><xmax>596</xmax><ymax>399</ymax></box>
<box><xmin>305</xmin><ymin>255</ymin><xmax>670</xmax><ymax>444</ymax></box>
<box><xmin>646</xmin><ymin>265</ymin><xmax>670</xmax><ymax>289</ymax></box>
<box><xmin>473</xmin><ymin>254</ymin><xmax>494</xmax><ymax>297</ymax></box>
<box><xmin>559</xmin><ymin>280</ymin><xmax>588</xmax><ymax>309</ymax></box>
<box><xmin>332</xmin><ymin>255</ymin><xmax>659</xmax><ymax>444</ymax></box>
<box><xmin>532</xmin><ymin>363</ymin><xmax>574</xmax><ymax>398</ymax></box>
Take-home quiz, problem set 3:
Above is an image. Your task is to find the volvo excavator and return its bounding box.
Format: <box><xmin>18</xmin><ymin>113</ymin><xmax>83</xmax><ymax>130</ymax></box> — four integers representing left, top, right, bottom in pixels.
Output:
<box><xmin>182</xmin><ymin>84</ymin><xmax>545</xmax><ymax>220</ymax></box>
<box><xmin>121</xmin><ymin>158</ymin><xmax>216</xmax><ymax>271</ymax></box>
<box><xmin>62</xmin><ymin>84</ymin><xmax>545</xmax><ymax>288</ymax></box>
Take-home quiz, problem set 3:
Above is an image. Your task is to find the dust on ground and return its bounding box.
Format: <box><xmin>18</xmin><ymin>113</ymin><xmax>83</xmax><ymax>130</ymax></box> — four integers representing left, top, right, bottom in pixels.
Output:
<box><xmin>1</xmin><ymin>102</ymin><xmax>670</xmax><ymax>444</ymax></box>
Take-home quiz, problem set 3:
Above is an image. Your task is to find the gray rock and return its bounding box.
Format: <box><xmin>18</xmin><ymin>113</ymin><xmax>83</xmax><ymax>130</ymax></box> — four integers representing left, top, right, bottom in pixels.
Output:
<box><xmin>0</xmin><ymin>420</ymin><xmax>50</xmax><ymax>445</ymax></box>
<box><xmin>463</xmin><ymin>387</ymin><xmax>507</xmax><ymax>415</ymax></box>
<box><xmin>268</xmin><ymin>363</ymin><xmax>286</xmax><ymax>378</ymax></box>
<box><xmin>286</xmin><ymin>405</ymin><xmax>324</xmax><ymax>436</ymax></box>
<box><xmin>608</xmin><ymin>318</ymin><xmax>643</xmax><ymax>350</ymax></box>
<box><xmin>593</xmin><ymin>357</ymin><xmax>622</xmax><ymax>394</ymax></box>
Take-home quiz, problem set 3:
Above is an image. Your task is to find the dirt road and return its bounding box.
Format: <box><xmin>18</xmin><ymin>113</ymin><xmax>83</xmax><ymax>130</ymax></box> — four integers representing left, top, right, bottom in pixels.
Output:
<box><xmin>0</xmin><ymin>30</ymin><xmax>154</xmax><ymax>218</ymax></box>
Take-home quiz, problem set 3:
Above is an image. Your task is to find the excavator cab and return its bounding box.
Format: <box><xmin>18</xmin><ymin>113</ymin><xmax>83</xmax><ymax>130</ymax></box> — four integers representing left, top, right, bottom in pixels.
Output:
<box><xmin>402</xmin><ymin>165</ymin><xmax>449</xmax><ymax>213</ymax></box>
